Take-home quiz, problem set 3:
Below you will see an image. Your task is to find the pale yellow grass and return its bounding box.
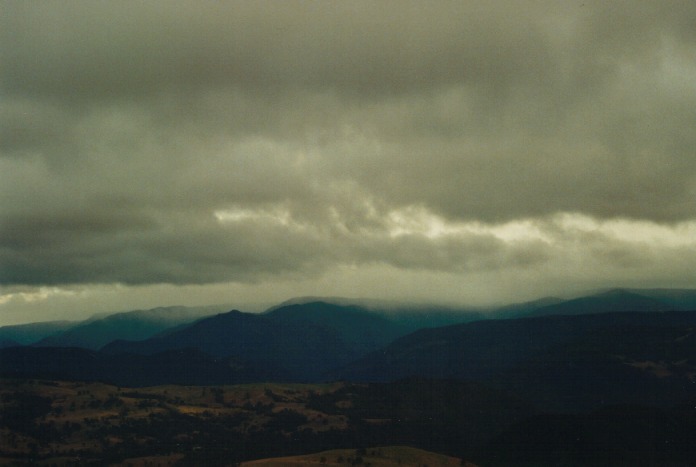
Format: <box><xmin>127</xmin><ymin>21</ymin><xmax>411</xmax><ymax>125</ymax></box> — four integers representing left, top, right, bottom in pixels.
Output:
<box><xmin>241</xmin><ymin>445</ymin><xmax>477</xmax><ymax>467</ymax></box>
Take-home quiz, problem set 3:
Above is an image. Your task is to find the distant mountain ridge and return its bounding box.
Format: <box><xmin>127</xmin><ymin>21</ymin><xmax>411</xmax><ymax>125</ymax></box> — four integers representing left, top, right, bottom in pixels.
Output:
<box><xmin>33</xmin><ymin>305</ymin><xmax>227</xmax><ymax>350</ymax></box>
<box><xmin>491</xmin><ymin>296</ymin><xmax>565</xmax><ymax>317</ymax></box>
<box><xmin>518</xmin><ymin>289</ymin><xmax>673</xmax><ymax>318</ymax></box>
<box><xmin>625</xmin><ymin>287</ymin><xmax>696</xmax><ymax>310</ymax></box>
<box><xmin>0</xmin><ymin>320</ymin><xmax>76</xmax><ymax>346</ymax></box>
<box><xmin>272</xmin><ymin>288</ymin><xmax>696</xmax><ymax>325</ymax></box>
<box><xmin>7</xmin><ymin>287</ymin><xmax>696</xmax><ymax>345</ymax></box>
<box><xmin>267</xmin><ymin>297</ymin><xmax>485</xmax><ymax>330</ymax></box>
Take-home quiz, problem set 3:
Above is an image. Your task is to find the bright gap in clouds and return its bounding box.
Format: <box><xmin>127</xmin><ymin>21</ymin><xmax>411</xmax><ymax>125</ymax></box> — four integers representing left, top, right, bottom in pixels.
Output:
<box><xmin>0</xmin><ymin>287</ymin><xmax>78</xmax><ymax>306</ymax></box>
<box><xmin>215</xmin><ymin>203</ymin><xmax>696</xmax><ymax>247</ymax></box>
<box><xmin>554</xmin><ymin>213</ymin><xmax>696</xmax><ymax>247</ymax></box>
<box><xmin>387</xmin><ymin>206</ymin><xmax>551</xmax><ymax>242</ymax></box>
<box><xmin>389</xmin><ymin>209</ymin><xmax>696</xmax><ymax>247</ymax></box>
<box><xmin>214</xmin><ymin>207</ymin><xmax>293</xmax><ymax>226</ymax></box>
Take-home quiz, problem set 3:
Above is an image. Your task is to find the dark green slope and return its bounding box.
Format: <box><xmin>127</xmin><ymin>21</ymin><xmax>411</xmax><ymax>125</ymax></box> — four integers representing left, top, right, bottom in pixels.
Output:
<box><xmin>102</xmin><ymin>310</ymin><xmax>358</xmax><ymax>381</ymax></box>
<box><xmin>265</xmin><ymin>301</ymin><xmax>411</xmax><ymax>354</ymax></box>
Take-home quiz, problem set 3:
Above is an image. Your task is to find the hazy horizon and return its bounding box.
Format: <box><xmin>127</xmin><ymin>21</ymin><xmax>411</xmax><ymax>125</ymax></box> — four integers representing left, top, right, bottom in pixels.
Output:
<box><xmin>2</xmin><ymin>286</ymin><xmax>692</xmax><ymax>327</ymax></box>
<box><xmin>2</xmin><ymin>1</ymin><xmax>696</xmax><ymax>326</ymax></box>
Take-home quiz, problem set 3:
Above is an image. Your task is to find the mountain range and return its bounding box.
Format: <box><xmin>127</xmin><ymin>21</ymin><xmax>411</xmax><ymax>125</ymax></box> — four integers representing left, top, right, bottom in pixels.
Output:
<box><xmin>0</xmin><ymin>320</ymin><xmax>76</xmax><ymax>347</ymax></box>
<box><xmin>3</xmin><ymin>288</ymin><xmax>696</xmax><ymax>465</ymax></box>
<box><xmin>0</xmin><ymin>304</ymin><xmax>227</xmax><ymax>350</ymax></box>
<box><xmin>32</xmin><ymin>305</ymin><xmax>228</xmax><ymax>350</ymax></box>
<box><xmin>4</xmin><ymin>287</ymin><xmax>695</xmax><ymax>348</ymax></box>
<box><xmin>2</xmin><ymin>289</ymin><xmax>696</xmax><ymax>397</ymax></box>
<box><xmin>98</xmin><ymin>301</ymin><xmax>420</xmax><ymax>381</ymax></box>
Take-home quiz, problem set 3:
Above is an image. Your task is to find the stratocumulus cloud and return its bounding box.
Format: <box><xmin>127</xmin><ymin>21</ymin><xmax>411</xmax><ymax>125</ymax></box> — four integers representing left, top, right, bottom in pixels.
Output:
<box><xmin>1</xmin><ymin>1</ymin><xmax>696</xmax><ymax>324</ymax></box>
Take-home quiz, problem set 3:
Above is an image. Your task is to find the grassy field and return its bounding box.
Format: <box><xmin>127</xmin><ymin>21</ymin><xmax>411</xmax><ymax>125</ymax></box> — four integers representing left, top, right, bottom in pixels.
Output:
<box><xmin>241</xmin><ymin>446</ymin><xmax>476</xmax><ymax>466</ymax></box>
<box><xmin>0</xmin><ymin>378</ymin><xmax>352</xmax><ymax>465</ymax></box>
<box><xmin>0</xmin><ymin>378</ymin><xmax>503</xmax><ymax>466</ymax></box>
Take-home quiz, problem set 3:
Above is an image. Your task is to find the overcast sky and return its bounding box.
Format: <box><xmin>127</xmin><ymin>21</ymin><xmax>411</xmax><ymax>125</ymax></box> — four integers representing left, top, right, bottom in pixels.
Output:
<box><xmin>2</xmin><ymin>1</ymin><xmax>696</xmax><ymax>325</ymax></box>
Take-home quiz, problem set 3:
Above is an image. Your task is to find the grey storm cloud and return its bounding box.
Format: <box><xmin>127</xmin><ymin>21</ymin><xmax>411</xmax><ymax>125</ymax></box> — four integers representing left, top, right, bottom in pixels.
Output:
<box><xmin>1</xmin><ymin>0</ymin><xmax>696</xmax><ymax>297</ymax></box>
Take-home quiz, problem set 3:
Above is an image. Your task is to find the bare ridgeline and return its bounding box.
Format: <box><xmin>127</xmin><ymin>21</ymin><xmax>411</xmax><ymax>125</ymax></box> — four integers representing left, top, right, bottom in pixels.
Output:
<box><xmin>2</xmin><ymin>289</ymin><xmax>696</xmax><ymax>465</ymax></box>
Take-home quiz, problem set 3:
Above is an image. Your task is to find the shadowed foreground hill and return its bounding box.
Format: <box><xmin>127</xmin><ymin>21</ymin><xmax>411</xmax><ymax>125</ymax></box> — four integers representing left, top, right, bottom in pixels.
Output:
<box><xmin>0</xmin><ymin>338</ymin><xmax>20</xmax><ymax>349</ymax></box>
<box><xmin>339</xmin><ymin>310</ymin><xmax>696</xmax><ymax>381</ymax></box>
<box><xmin>339</xmin><ymin>311</ymin><xmax>696</xmax><ymax>411</ymax></box>
<box><xmin>480</xmin><ymin>403</ymin><xmax>696</xmax><ymax>466</ymax></box>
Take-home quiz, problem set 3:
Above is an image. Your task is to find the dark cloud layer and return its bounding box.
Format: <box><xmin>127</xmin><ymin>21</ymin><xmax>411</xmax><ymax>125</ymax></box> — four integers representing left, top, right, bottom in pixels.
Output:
<box><xmin>2</xmin><ymin>1</ymin><xmax>696</xmax><ymax>322</ymax></box>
